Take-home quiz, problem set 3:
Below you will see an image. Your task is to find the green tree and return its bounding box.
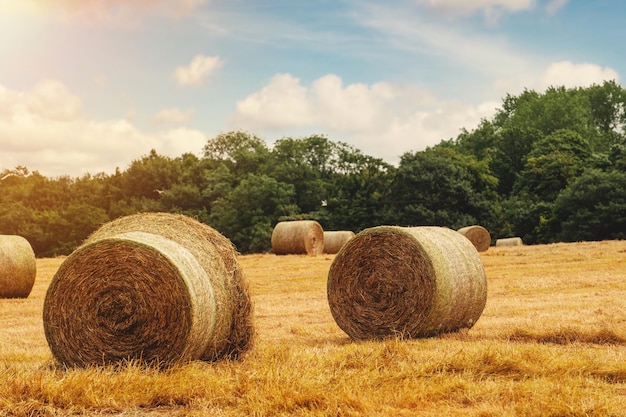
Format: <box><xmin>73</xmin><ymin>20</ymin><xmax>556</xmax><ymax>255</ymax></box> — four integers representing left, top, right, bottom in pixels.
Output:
<box><xmin>209</xmin><ymin>174</ymin><xmax>296</xmax><ymax>253</ymax></box>
<box><xmin>319</xmin><ymin>150</ymin><xmax>394</xmax><ymax>232</ymax></box>
<box><xmin>203</xmin><ymin>131</ymin><xmax>270</xmax><ymax>177</ymax></box>
<box><xmin>54</xmin><ymin>203</ymin><xmax>109</xmax><ymax>255</ymax></box>
<box><xmin>551</xmin><ymin>169</ymin><xmax>626</xmax><ymax>241</ymax></box>
<box><xmin>269</xmin><ymin>135</ymin><xmax>339</xmax><ymax>216</ymax></box>
<box><xmin>513</xmin><ymin>129</ymin><xmax>592</xmax><ymax>202</ymax></box>
<box><xmin>491</xmin><ymin>126</ymin><xmax>543</xmax><ymax>196</ymax></box>
<box><xmin>390</xmin><ymin>147</ymin><xmax>499</xmax><ymax>230</ymax></box>
<box><xmin>586</xmin><ymin>80</ymin><xmax>626</xmax><ymax>144</ymax></box>
<box><xmin>120</xmin><ymin>149</ymin><xmax>182</xmax><ymax>200</ymax></box>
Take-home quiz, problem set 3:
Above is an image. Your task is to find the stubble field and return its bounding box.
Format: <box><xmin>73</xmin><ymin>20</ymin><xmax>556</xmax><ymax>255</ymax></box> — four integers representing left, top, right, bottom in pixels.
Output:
<box><xmin>2</xmin><ymin>240</ymin><xmax>626</xmax><ymax>416</ymax></box>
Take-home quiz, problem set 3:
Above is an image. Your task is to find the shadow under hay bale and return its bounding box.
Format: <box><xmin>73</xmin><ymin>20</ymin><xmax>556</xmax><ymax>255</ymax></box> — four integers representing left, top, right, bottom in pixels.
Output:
<box><xmin>0</xmin><ymin>235</ymin><xmax>36</xmax><ymax>298</ymax></box>
<box><xmin>43</xmin><ymin>213</ymin><xmax>254</xmax><ymax>368</ymax></box>
<box><xmin>271</xmin><ymin>220</ymin><xmax>324</xmax><ymax>256</ymax></box>
<box><xmin>457</xmin><ymin>225</ymin><xmax>491</xmax><ymax>252</ymax></box>
<box><xmin>496</xmin><ymin>237</ymin><xmax>524</xmax><ymax>247</ymax></box>
<box><xmin>323</xmin><ymin>231</ymin><xmax>356</xmax><ymax>254</ymax></box>
<box><xmin>327</xmin><ymin>226</ymin><xmax>487</xmax><ymax>340</ymax></box>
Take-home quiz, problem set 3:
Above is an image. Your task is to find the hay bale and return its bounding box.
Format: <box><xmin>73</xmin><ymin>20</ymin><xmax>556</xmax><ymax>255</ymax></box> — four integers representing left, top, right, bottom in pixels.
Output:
<box><xmin>84</xmin><ymin>212</ymin><xmax>253</xmax><ymax>361</ymax></box>
<box><xmin>323</xmin><ymin>231</ymin><xmax>356</xmax><ymax>254</ymax></box>
<box><xmin>327</xmin><ymin>226</ymin><xmax>487</xmax><ymax>340</ymax></box>
<box><xmin>0</xmin><ymin>235</ymin><xmax>36</xmax><ymax>298</ymax></box>
<box><xmin>43</xmin><ymin>213</ymin><xmax>254</xmax><ymax>368</ymax></box>
<box><xmin>457</xmin><ymin>225</ymin><xmax>491</xmax><ymax>252</ymax></box>
<box><xmin>496</xmin><ymin>237</ymin><xmax>524</xmax><ymax>247</ymax></box>
<box><xmin>271</xmin><ymin>220</ymin><xmax>324</xmax><ymax>256</ymax></box>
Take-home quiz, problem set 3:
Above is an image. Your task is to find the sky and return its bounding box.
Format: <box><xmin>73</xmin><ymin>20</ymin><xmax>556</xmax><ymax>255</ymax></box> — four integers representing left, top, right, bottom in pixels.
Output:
<box><xmin>0</xmin><ymin>0</ymin><xmax>623</xmax><ymax>178</ymax></box>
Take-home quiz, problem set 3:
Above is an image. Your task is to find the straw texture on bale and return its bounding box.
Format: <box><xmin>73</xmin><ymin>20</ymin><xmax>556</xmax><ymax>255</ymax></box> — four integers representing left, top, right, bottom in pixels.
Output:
<box><xmin>0</xmin><ymin>235</ymin><xmax>36</xmax><ymax>298</ymax></box>
<box><xmin>323</xmin><ymin>231</ymin><xmax>356</xmax><ymax>254</ymax></box>
<box><xmin>496</xmin><ymin>237</ymin><xmax>524</xmax><ymax>247</ymax></box>
<box><xmin>327</xmin><ymin>226</ymin><xmax>487</xmax><ymax>340</ymax></box>
<box><xmin>271</xmin><ymin>220</ymin><xmax>324</xmax><ymax>256</ymax></box>
<box><xmin>43</xmin><ymin>213</ymin><xmax>253</xmax><ymax>368</ymax></box>
<box><xmin>457</xmin><ymin>225</ymin><xmax>491</xmax><ymax>252</ymax></box>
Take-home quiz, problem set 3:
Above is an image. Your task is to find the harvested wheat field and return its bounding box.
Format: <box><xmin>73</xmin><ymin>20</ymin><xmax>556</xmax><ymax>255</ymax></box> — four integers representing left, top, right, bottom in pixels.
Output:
<box><xmin>2</xmin><ymin>241</ymin><xmax>626</xmax><ymax>416</ymax></box>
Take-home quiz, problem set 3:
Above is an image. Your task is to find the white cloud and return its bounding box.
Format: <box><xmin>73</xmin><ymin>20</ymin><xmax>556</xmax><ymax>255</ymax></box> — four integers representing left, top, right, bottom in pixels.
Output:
<box><xmin>150</xmin><ymin>108</ymin><xmax>195</xmax><ymax>126</ymax></box>
<box><xmin>0</xmin><ymin>79</ymin><xmax>82</xmax><ymax>122</ymax></box>
<box><xmin>312</xmin><ymin>75</ymin><xmax>398</xmax><ymax>133</ymax></box>
<box><xmin>173</xmin><ymin>55</ymin><xmax>223</xmax><ymax>87</ymax></box>
<box><xmin>233</xmin><ymin>74</ymin><xmax>312</xmax><ymax>128</ymax></box>
<box><xmin>230</xmin><ymin>73</ymin><xmax>498</xmax><ymax>163</ymax></box>
<box><xmin>0</xmin><ymin>81</ymin><xmax>206</xmax><ymax>177</ymax></box>
<box><xmin>535</xmin><ymin>61</ymin><xmax>619</xmax><ymax>90</ymax></box>
<box><xmin>229</xmin><ymin>61</ymin><xmax>619</xmax><ymax>163</ymax></box>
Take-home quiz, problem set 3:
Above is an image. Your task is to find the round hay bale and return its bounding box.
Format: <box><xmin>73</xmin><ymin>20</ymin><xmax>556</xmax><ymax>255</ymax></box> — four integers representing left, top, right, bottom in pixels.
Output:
<box><xmin>327</xmin><ymin>226</ymin><xmax>487</xmax><ymax>340</ymax></box>
<box><xmin>43</xmin><ymin>213</ymin><xmax>254</xmax><ymax>368</ymax></box>
<box><xmin>457</xmin><ymin>225</ymin><xmax>491</xmax><ymax>252</ymax></box>
<box><xmin>496</xmin><ymin>237</ymin><xmax>524</xmax><ymax>247</ymax></box>
<box><xmin>85</xmin><ymin>212</ymin><xmax>253</xmax><ymax>361</ymax></box>
<box><xmin>43</xmin><ymin>231</ymin><xmax>217</xmax><ymax>367</ymax></box>
<box><xmin>271</xmin><ymin>220</ymin><xmax>324</xmax><ymax>256</ymax></box>
<box><xmin>323</xmin><ymin>231</ymin><xmax>356</xmax><ymax>254</ymax></box>
<box><xmin>0</xmin><ymin>235</ymin><xmax>36</xmax><ymax>298</ymax></box>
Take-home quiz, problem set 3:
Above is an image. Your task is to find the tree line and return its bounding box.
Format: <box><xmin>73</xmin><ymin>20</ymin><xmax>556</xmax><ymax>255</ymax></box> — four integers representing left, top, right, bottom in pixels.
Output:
<box><xmin>2</xmin><ymin>80</ymin><xmax>626</xmax><ymax>257</ymax></box>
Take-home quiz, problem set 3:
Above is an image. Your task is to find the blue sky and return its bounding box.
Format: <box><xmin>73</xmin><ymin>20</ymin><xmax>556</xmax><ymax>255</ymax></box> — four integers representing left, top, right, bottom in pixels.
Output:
<box><xmin>0</xmin><ymin>0</ymin><xmax>622</xmax><ymax>177</ymax></box>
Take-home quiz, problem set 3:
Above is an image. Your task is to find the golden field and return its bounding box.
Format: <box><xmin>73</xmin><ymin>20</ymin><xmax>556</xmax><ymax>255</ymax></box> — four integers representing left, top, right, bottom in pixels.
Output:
<box><xmin>2</xmin><ymin>240</ymin><xmax>626</xmax><ymax>416</ymax></box>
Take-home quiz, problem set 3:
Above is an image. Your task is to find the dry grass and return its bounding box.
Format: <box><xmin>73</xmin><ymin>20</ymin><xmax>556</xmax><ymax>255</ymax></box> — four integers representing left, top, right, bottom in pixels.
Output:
<box><xmin>2</xmin><ymin>241</ymin><xmax>626</xmax><ymax>416</ymax></box>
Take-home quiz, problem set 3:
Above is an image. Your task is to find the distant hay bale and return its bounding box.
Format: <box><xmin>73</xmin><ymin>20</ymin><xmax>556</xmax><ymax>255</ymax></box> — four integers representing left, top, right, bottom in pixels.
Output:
<box><xmin>323</xmin><ymin>231</ymin><xmax>356</xmax><ymax>254</ymax></box>
<box><xmin>43</xmin><ymin>213</ymin><xmax>253</xmax><ymax>368</ymax></box>
<box><xmin>496</xmin><ymin>237</ymin><xmax>524</xmax><ymax>247</ymax></box>
<box><xmin>0</xmin><ymin>235</ymin><xmax>36</xmax><ymax>298</ymax></box>
<box><xmin>327</xmin><ymin>226</ymin><xmax>487</xmax><ymax>340</ymax></box>
<box><xmin>271</xmin><ymin>220</ymin><xmax>324</xmax><ymax>256</ymax></box>
<box><xmin>457</xmin><ymin>225</ymin><xmax>491</xmax><ymax>252</ymax></box>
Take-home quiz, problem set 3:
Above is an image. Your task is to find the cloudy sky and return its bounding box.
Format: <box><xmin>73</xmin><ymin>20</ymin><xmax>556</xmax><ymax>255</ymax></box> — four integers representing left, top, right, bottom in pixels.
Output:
<box><xmin>0</xmin><ymin>0</ymin><xmax>622</xmax><ymax>177</ymax></box>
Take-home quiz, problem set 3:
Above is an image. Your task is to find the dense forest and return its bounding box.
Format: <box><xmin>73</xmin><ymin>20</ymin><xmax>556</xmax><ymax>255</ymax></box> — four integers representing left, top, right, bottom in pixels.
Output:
<box><xmin>2</xmin><ymin>81</ymin><xmax>626</xmax><ymax>257</ymax></box>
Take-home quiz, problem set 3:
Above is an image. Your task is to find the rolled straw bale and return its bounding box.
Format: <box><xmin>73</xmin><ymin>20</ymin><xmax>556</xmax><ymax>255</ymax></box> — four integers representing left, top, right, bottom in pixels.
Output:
<box><xmin>327</xmin><ymin>226</ymin><xmax>487</xmax><ymax>340</ymax></box>
<box><xmin>84</xmin><ymin>212</ymin><xmax>253</xmax><ymax>361</ymax></box>
<box><xmin>323</xmin><ymin>231</ymin><xmax>356</xmax><ymax>254</ymax></box>
<box><xmin>457</xmin><ymin>225</ymin><xmax>491</xmax><ymax>252</ymax></box>
<box><xmin>43</xmin><ymin>213</ymin><xmax>253</xmax><ymax>368</ymax></box>
<box><xmin>0</xmin><ymin>235</ymin><xmax>36</xmax><ymax>298</ymax></box>
<box><xmin>271</xmin><ymin>220</ymin><xmax>324</xmax><ymax>256</ymax></box>
<box><xmin>496</xmin><ymin>237</ymin><xmax>524</xmax><ymax>247</ymax></box>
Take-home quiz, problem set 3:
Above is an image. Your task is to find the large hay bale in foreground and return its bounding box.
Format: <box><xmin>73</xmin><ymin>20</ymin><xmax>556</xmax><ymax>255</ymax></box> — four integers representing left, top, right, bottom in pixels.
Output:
<box><xmin>43</xmin><ymin>213</ymin><xmax>253</xmax><ymax>368</ymax></box>
<box><xmin>0</xmin><ymin>235</ymin><xmax>36</xmax><ymax>298</ymax></box>
<box><xmin>271</xmin><ymin>220</ymin><xmax>324</xmax><ymax>256</ymax></box>
<box><xmin>85</xmin><ymin>212</ymin><xmax>253</xmax><ymax>361</ymax></box>
<box><xmin>323</xmin><ymin>231</ymin><xmax>356</xmax><ymax>254</ymax></box>
<box><xmin>457</xmin><ymin>225</ymin><xmax>491</xmax><ymax>252</ymax></box>
<box><xmin>496</xmin><ymin>237</ymin><xmax>524</xmax><ymax>247</ymax></box>
<box><xmin>327</xmin><ymin>226</ymin><xmax>487</xmax><ymax>340</ymax></box>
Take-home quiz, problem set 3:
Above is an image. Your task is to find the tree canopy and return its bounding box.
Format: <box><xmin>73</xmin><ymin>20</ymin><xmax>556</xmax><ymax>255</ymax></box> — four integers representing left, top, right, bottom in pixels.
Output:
<box><xmin>2</xmin><ymin>80</ymin><xmax>626</xmax><ymax>256</ymax></box>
